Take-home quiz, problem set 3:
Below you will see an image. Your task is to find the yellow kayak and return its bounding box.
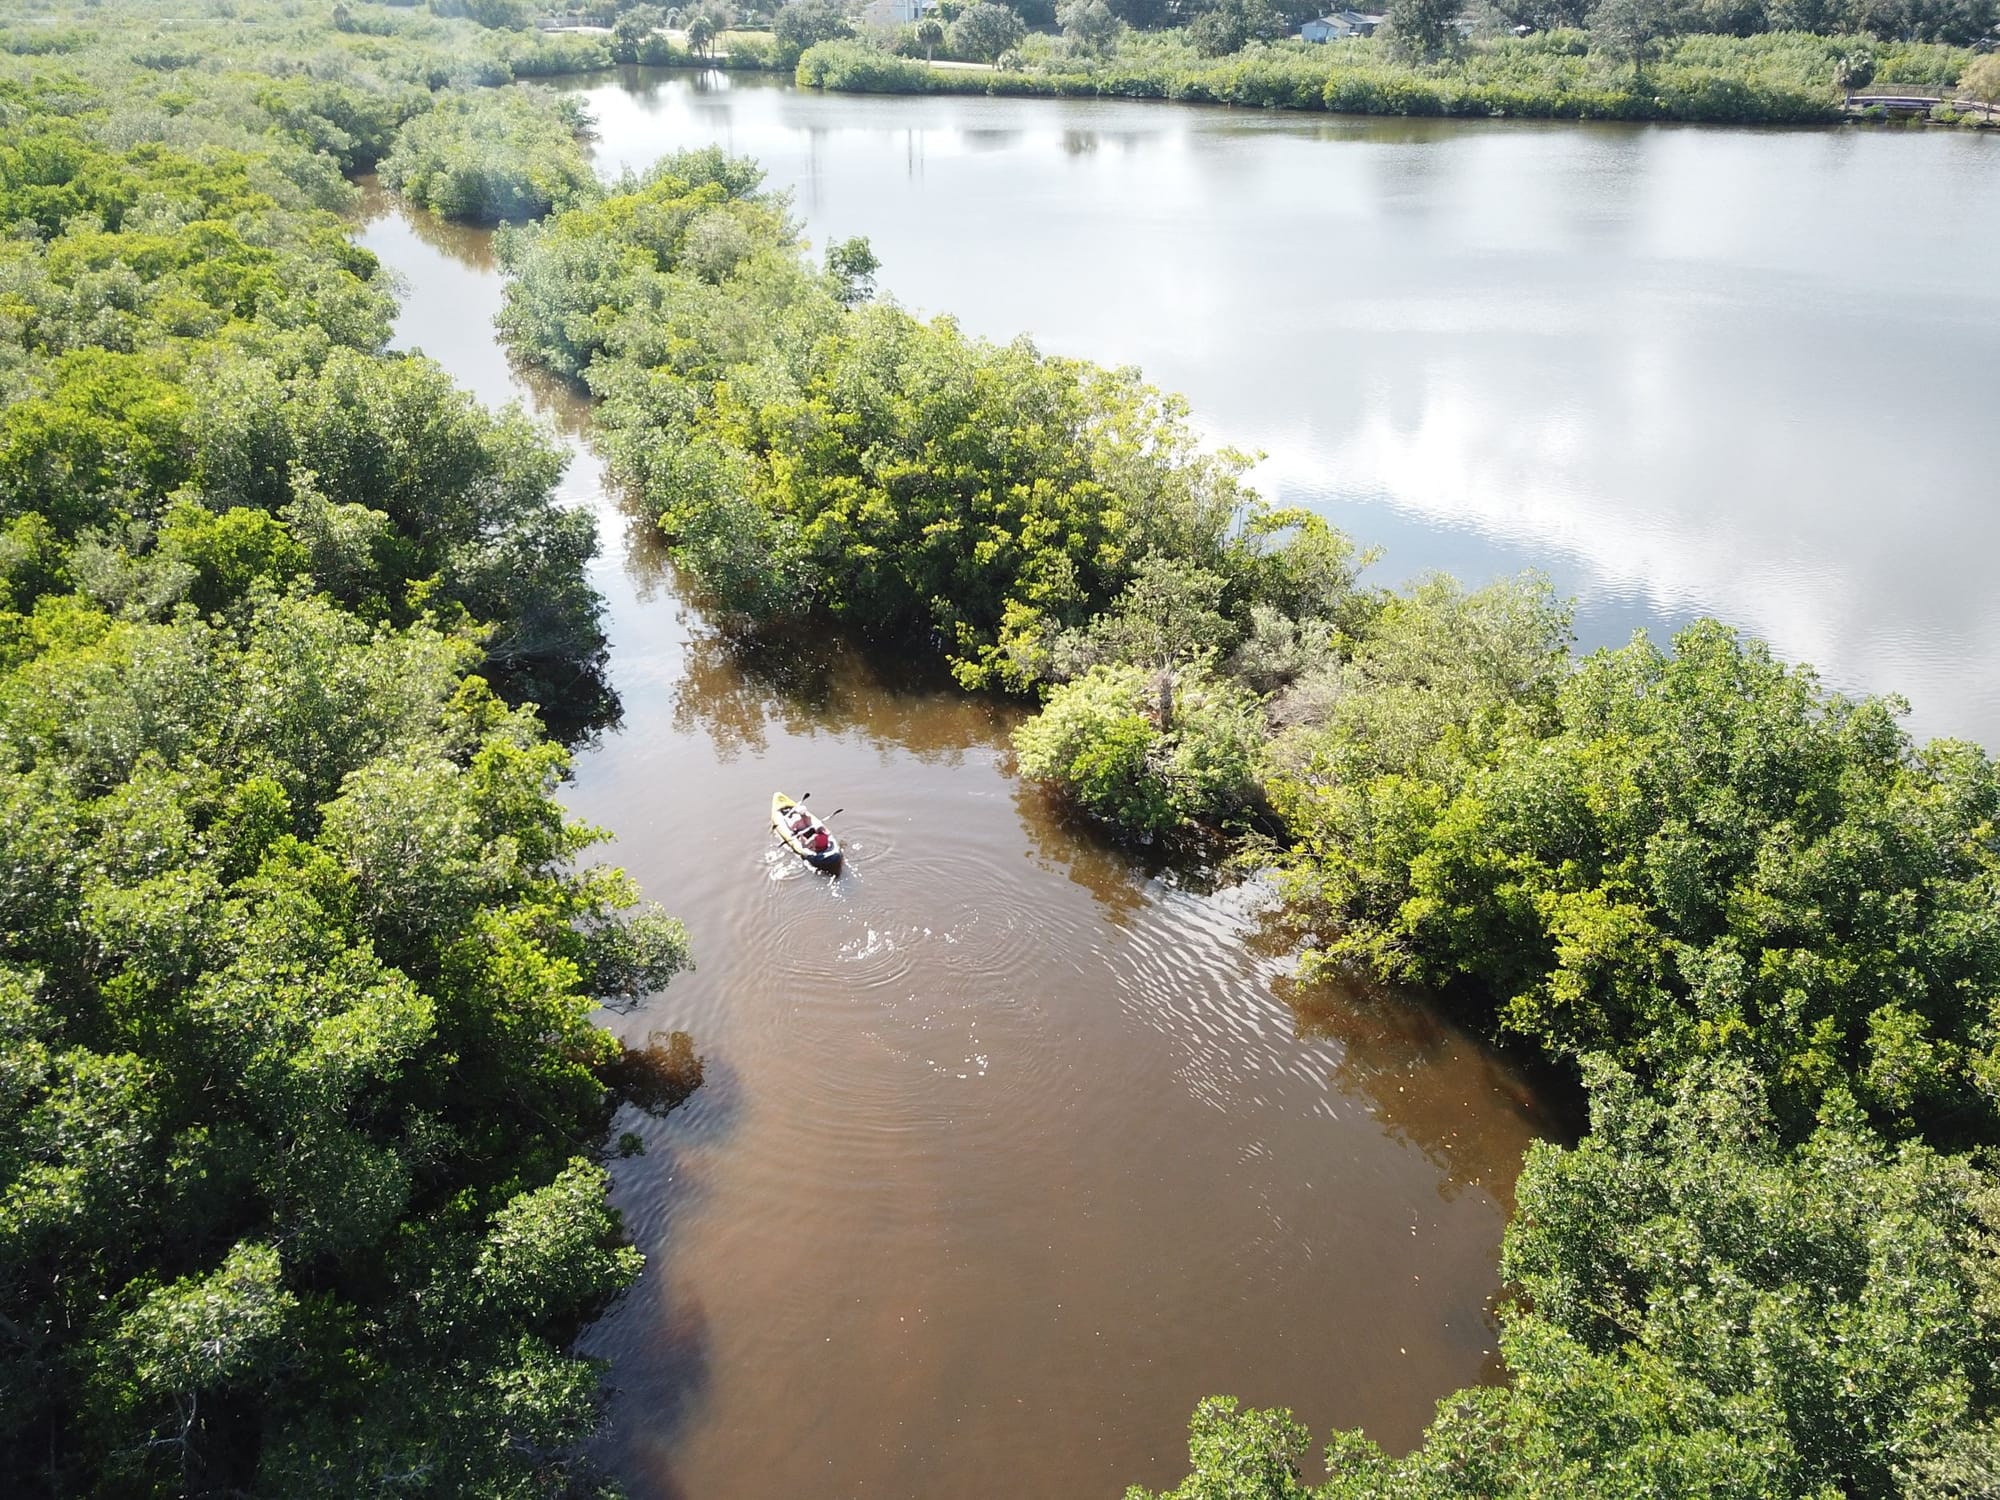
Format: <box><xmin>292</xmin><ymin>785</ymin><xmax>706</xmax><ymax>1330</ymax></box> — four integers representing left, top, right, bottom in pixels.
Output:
<box><xmin>772</xmin><ymin>793</ymin><xmax>842</xmax><ymax>874</ymax></box>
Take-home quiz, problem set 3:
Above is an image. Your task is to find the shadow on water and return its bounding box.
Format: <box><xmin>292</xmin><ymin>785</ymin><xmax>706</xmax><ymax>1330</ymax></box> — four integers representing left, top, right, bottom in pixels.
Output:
<box><xmin>378</xmin><ymin>195</ymin><xmax>504</xmax><ymax>270</ymax></box>
<box><xmin>959</xmin><ymin>126</ymin><xmax>1024</xmax><ymax>152</ymax></box>
<box><xmin>592</xmin><ymin>1241</ymin><xmax>714</xmax><ymax>1500</ymax></box>
<box><xmin>1007</xmin><ymin>774</ymin><xmax>1244</xmax><ymax>928</ymax></box>
<box><xmin>1279</xmin><ymin>971</ymin><xmax>1576</xmax><ymax>1200</ymax></box>
<box><xmin>585</xmin><ymin>1046</ymin><xmax>739</xmax><ymax>1491</ymax></box>
<box><xmin>1237</xmin><ymin>889</ymin><xmax>1588</xmax><ymax>1169</ymax></box>
<box><xmin>518</xmin><ymin>664</ymin><xmax>623</xmax><ymax>752</ymax></box>
<box><xmin>607</xmin><ymin>1029</ymin><xmax>707</xmax><ymax>1121</ymax></box>
<box><xmin>669</xmin><ymin>613</ymin><xmax>1014</xmax><ymax>766</ymax></box>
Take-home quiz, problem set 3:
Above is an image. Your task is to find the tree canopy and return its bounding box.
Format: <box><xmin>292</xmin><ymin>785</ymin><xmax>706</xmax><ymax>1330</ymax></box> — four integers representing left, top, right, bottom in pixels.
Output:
<box><xmin>380</xmin><ymin>87</ymin><xmax>598</xmax><ymax>223</ymax></box>
<box><xmin>774</xmin><ymin>0</ymin><xmax>857</xmax><ymax>61</ymax></box>
<box><xmin>1273</xmin><ymin>619</ymin><xmax>2000</xmax><ymax>1142</ymax></box>
<box><xmin>951</xmin><ymin>2</ymin><xmax>1032</xmax><ymax>63</ymax></box>
<box><xmin>0</xmin><ymin>15</ymin><xmax>691</xmax><ymax>1493</ymax></box>
<box><xmin>1060</xmin><ymin>0</ymin><xmax>1127</xmax><ymax>56</ymax></box>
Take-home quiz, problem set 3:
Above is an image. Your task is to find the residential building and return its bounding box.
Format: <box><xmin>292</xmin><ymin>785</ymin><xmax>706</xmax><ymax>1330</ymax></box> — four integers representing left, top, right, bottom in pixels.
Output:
<box><xmin>1300</xmin><ymin>10</ymin><xmax>1385</xmax><ymax>41</ymax></box>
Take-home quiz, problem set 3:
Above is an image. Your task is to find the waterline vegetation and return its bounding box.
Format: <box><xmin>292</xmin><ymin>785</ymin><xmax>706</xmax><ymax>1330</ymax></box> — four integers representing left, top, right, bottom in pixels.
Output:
<box><xmin>799</xmin><ymin>26</ymin><xmax>1984</xmax><ymax>124</ymax></box>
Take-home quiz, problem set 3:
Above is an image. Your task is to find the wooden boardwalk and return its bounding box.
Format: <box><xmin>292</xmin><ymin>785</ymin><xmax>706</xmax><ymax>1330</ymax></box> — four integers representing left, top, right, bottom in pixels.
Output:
<box><xmin>1845</xmin><ymin>91</ymin><xmax>1998</xmax><ymax>121</ymax></box>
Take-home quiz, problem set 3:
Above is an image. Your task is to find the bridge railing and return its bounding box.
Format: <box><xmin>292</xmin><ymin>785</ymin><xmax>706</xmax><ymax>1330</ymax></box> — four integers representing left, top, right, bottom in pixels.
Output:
<box><xmin>1846</xmin><ymin>91</ymin><xmax>1998</xmax><ymax>119</ymax></box>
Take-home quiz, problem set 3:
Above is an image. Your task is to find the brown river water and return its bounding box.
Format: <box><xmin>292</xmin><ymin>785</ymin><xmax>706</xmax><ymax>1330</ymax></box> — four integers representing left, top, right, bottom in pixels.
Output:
<box><xmin>356</xmin><ymin>188</ymin><xmax>1550</xmax><ymax>1498</ymax></box>
<box><xmin>352</xmin><ymin>74</ymin><xmax>1997</xmax><ymax>1500</ymax></box>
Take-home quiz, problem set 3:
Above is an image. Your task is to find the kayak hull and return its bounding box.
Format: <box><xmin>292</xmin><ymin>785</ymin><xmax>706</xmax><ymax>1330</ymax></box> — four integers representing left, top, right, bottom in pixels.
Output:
<box><xmin>772</xmin><ymin>793</ymin><xmax>842</xmax><ymax>874</ymax></box>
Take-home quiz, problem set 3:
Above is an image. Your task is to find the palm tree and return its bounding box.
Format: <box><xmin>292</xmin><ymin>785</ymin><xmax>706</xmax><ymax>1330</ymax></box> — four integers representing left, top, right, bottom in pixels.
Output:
<box><xmin>916</xmin><ymin>16</ymin><xmax>945</xmax><ymax>62</ymax></box>
<box><xmin>688</xmin><ymin>13</ymin><xmax>715</xmax><ymax>57</ymax></box>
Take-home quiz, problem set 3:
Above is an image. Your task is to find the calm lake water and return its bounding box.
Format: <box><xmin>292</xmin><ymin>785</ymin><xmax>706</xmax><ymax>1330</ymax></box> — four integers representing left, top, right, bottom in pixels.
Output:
<box><xmin>587</xmin><ymin>68</ymin><xmax>2000</xmax><ymax>747</ymax></box>
<box><xmin>356</xmin><ymin>74</ymin><xmax>1995</xmax><ymax>1500</ymax></box>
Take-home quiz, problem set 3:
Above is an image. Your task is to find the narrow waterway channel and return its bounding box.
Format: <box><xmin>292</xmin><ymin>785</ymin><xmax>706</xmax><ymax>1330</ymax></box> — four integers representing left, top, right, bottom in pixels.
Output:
<box><xmin>354</xmin><ymin>190</ymin><xmax>1553</xmax><ymax>1498</ymax></box>
<box><xmin>354</xmin><ymin>75</ymin><xmax>1996</xmax><ymax>1500</ymax></box>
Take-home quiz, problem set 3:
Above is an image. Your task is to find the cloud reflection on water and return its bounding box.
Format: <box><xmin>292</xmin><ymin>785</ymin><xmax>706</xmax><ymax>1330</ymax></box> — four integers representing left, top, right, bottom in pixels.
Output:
<box><xmin>574</xmin><ymin>74</ymin><xmax>2000</xmax><ymax>745</ymax></box>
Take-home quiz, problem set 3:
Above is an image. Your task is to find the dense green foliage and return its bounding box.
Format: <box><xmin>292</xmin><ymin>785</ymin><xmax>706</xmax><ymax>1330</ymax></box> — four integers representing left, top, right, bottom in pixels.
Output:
<box><xmin>0</xmin><ymin>0</ymin><xmax>616</xmax><ymax>206</ymax></box>
<box><xmin>381</xmin><ymin>86</ymin><xmax>597</xmax><ymax>222</ymax></box>
<box><xmin>1273</xmin><ymin>620</ymin><xmax>2000</xmax><ymax>1139</ymax></box>
<box><xmin>0</xmin><ymin>0</ymin><xmax>612</xmax><ymax>102</ymax></box>
<box><xmin>0</xmin><ymin>0</ymin><xmax>618</xmax><ymax>202</ymax></box>
<box><xmin>0</xmin><ymin>9</ymin><xmax>693</xmax><ymax>1494</ymax></box>
<box><xmin>801</xmin><ymin>26</ymin><xmax>1982</xmax><ymax>124</ymax></box>
<box><xmin>0</xmin><ymin>119</ymin><xmax>612</xmax><ymax>708</ymax></box>
<box><xmin>499</xmin><ymin>149</ymin><xmax>1377</xmax><ymax>727</ymax></box>
<box><xmin>0</xmin><ymin>590</ymin><xmax>685</xmax><ymax>1497</ymax></box>
<box><xmin>1015</xmin><ymin>663</ymin><xmax>1264</xmax><ymax>833</ymax></box>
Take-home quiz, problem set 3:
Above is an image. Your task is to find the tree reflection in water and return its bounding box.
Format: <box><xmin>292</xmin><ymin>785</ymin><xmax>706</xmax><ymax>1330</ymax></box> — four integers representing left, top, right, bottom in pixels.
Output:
<box><xmin>580</xmin><ymin>1043</ymin><xmax>741</xmax><ymax>1495</ymax></box>
<box><xmin>668</xmin><ymin>620</ymin><xmax>1011</xmax><ymax>765</ymax></box>
<box><xmin>1270</xmin><ymin>956</ymin><xmax>1571</xmax><ymax>1211</ymax></box>
<box><xmin>1007</xmin><ymin>774</ymin><xmax>1235</xmax><ymax>928</ymax></box>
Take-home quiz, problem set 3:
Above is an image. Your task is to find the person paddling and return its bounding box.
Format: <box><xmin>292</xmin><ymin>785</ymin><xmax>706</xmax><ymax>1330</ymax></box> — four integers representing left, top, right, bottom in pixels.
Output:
<box><xmin>773</xmin><ymin>792</ymin><xmax>841</xmax><ymax>874</ymax></box>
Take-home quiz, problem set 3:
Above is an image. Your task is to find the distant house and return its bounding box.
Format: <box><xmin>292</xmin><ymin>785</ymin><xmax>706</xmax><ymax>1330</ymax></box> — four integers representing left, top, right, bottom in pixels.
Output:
<box><xmin>1300</xmin><ymin>10</ymin><xmax>1385</xmax><ymax>41</ymax></box>
<box><xmin>861</xmin><ymin>0</ymin><xmax>928</xmax><ymax>24</ymax></box>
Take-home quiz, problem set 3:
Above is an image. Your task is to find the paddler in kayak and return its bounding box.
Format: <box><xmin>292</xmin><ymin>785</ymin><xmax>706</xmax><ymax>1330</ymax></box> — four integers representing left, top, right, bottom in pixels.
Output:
<box><xmin>784</xmin><ymin>804</ymin><xmax>833</xmax><ymax>853</ymax></box>
<box><xmin>773</xmin><ymin>792</ymin><xmax>843</xmax><ymax>873</ymax></box>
